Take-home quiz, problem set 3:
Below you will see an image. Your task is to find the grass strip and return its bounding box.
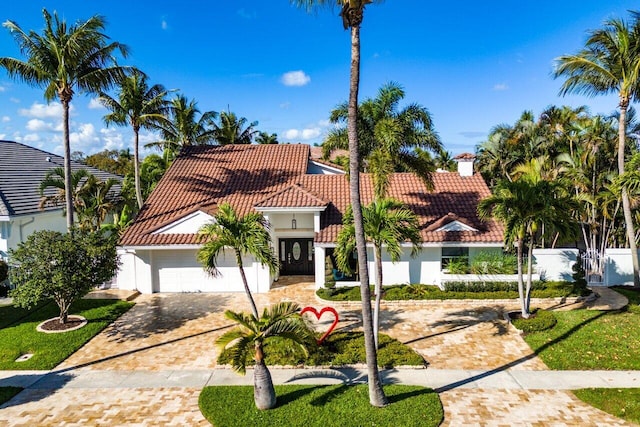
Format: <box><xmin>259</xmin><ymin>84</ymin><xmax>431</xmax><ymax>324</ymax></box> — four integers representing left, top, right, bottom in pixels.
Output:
<box><xmin>199</xmin><ymin>384</ymin><xmax>443</xmax><ymax>427</ymax></box>
<box><xmin>574</xmin><ymin>388</ymin><xmax>640</xmax><ymax>424</ymax></box>
<box><xmin>0</xmin><ymin>299</ymin><xmax>133</xmax><ymax>370</ymax></box>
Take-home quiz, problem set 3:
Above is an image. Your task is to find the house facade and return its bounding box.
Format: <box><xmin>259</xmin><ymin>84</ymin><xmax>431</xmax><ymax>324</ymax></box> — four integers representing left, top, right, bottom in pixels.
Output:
<box><xmin>116</xmin><ymin>144</ymin><xmax>504</xmax><ymax>293</ymax></box>
<box><xmin>0</xmin><ymin>140</ymin><xmax>121</xmax><ymax>262</ymax></box>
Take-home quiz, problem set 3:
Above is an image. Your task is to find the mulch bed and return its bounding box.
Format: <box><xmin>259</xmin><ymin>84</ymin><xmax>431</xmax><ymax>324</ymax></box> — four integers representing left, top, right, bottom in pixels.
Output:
<box><xmin>38</xmin><ymin>316</ymin><xmax>86</xmax><ymax>332</ymax></box>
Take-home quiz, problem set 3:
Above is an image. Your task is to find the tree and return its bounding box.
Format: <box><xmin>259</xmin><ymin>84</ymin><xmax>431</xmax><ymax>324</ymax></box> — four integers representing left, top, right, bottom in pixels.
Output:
<box><xmin>99</xmin><ymin>70</ymin><xmax>170</xmax><ymax>209</ymax></box>
<box><xmin>555</xmin><ymin>11</ymin><xmax>640</xmax><ymax>287</ymax></box>
<box><xmin>324</xmin><ymin>81</ymin><xmax>441</xmax><ymax>198</ymax></box>
<box><xmin>213</xmin><ymin>111</ymin><xmax>258</xmax><ymax>145</ymax></box>
<box><xmin>291</xmin><ymin>0</ymin><xmax>388</xmax><ymax>406</ymax></box>
<box><xmin>216</xmin><ymin>302</ymin><xmax>313</xmax><ymax>410</ymax></box>
<box><xmin>147</xmin><ymin>94</ymin><xmax>218</xmax><ymax>158</ymax></box>
<box><xmin>478</xmin><ymin>178</ymin><xmax>579</xmax><ymax>318</ymax></box>
<box><xmin>255</xmin><ymin>131</ymin><xmax>279</xmax><ymax>145</ymax></box>
<box><xmin>0</xmin><ymin>9</ymin><xmax>129</xmax><ymax>231</ymax></box>
<box><xmin>84</xmin><ymin>149</ymin><xmax>134</xmax><ymax>176</ymax></box>
<box><xmin>335</xmin><ymin>198</ymin><xmax>421</xmax><ymax>348</ymax></box>
<box><xmin>39</xmin><ymin>167</ymin><xmax>120</xmax><ymax>232</ymax></box>
<box><xmin>10</xmin><ymin>229</ymin><xmax>119</xmax><ymax>323</ymax></box>
<box><xmin>197</xmin><ymin>203</ymin><xmax>278</xmax><ymax>319</ymax></box>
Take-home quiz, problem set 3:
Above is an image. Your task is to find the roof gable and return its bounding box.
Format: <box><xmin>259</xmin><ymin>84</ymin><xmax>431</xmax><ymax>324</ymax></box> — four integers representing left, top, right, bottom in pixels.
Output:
<box><xmin>151</xmin><ymin>210</ymin><xmax>215</xmax><ymax>235</ymax></box>
<box><xmin>254</xmin><ymin>184</ymin><xmax>328</xmax><ymax>210</ymax></box>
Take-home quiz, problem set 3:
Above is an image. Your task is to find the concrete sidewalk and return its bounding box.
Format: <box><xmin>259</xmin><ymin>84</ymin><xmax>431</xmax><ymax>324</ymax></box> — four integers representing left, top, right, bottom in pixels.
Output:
<box><xmin>2</xmin><ymin>367</ymin><xmax>639</xmax><ymax>391</ymax></box>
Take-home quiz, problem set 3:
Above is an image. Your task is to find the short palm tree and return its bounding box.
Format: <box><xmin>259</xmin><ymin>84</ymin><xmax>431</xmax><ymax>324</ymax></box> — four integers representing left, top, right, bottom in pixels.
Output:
<box><xmin>197</xmin><ymin>203</ymin><xmax>278</xmax><ymax>318</ymax></box>
<box><xmin>99</xmin><ymin>70</ymin><xmax>171</xmax><ymax>209</ymax></box>
<box><xmin>0</xmin><ymin>9</ymin><xmax>129</xmax><ymax>231</ymax></box>
<box><xmin>555</xmin><ymin>11</ymin><xmax>640</xmax><ymax>287</ymax></box>
<box><xmin>216</xmin><ymin>302</ymin><xmax>313</xmax><ymax>410</ymax></box>
<box><xmin>335</xmin><ymin>198</ymin><xmax>421</xmax><ymax>348</ymax></box>
<box><xmin>478</xmin><ymin>178</ymin><xmax>579</xmax><ymax>318</ymax></box>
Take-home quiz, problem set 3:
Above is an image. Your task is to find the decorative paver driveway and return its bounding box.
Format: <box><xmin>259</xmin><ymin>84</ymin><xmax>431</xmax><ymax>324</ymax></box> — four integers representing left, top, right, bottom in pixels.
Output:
<box><xmin>1</xmin><ymin>281</ymin><xmax>634</xmax><ymax>426</ymax></box>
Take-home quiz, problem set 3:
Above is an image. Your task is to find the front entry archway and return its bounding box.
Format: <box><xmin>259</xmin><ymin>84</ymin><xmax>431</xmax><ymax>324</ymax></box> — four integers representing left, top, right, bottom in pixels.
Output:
<box><xmin>279</xmin><ymin>238</ymin><xmax>314</xmax><ymax>275</ymax></box>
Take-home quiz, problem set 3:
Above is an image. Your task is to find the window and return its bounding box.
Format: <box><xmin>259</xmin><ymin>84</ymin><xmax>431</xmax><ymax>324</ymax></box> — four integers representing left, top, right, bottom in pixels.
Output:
<box><xmin>441</xmin><ymin>247</ymin><xmax>469</xmax><ymax>271</ymax></box>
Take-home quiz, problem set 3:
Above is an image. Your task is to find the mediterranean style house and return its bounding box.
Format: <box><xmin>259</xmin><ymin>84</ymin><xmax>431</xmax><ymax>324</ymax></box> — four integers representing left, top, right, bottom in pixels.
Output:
<box><xmin>116</xmin><ymin>144</ymin><xmax>504</xmax><ymax>293</ymax></box>
<box><xmin>0</xmin><ymin>140</ymin><xmax>120</xmax><ymax>262</ymax></box>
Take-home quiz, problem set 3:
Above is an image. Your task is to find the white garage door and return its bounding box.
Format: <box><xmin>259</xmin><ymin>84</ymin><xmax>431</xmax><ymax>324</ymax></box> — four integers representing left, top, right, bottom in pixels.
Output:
<box><xmin>154</xmin><ymin>250</ymin><xmax>213</xmax><ymax>292</ymax></box>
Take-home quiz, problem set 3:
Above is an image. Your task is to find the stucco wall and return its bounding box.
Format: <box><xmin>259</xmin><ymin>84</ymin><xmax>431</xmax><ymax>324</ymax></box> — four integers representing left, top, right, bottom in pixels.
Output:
<box><xmin>532</xmin><ymin>248</ymin><xmax>578</xmax><ymax>281</ymax></box>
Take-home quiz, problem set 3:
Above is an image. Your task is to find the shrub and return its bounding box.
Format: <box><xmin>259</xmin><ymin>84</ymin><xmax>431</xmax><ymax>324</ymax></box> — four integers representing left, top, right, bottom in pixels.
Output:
<box><xmin>445</xmin><ymin>257</ymin><xmax>469</xmax><ymax>274</ymax></box>
<box><xmin>469</xmin><ymin>251</ymin><xmax>517</xmax><ymax>274</ymax></box>
<box><xmin>572</xmin><ymin>253</ymin><xmax>589</xmax><ymax>296</ymax></box>
<box><xmin>511</xmin><ymin>309</ymin><xmax>557</xmax><ymax>333</ymax></box>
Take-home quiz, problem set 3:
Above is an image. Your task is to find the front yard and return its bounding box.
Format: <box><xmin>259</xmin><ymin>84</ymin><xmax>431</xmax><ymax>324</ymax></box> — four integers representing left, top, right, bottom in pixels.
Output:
<box><xmin>0</xmin><ymin>298</ymin><xmax>134</xmax><ymax>370</ymax></box>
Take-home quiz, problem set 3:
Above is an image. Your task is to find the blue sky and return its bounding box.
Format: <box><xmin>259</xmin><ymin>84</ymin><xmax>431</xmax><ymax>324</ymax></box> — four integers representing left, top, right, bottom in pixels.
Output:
<box><xmin>0</xmin><ymin>1</ymin><xmax>638</xmax><ymax>157</ymax></box>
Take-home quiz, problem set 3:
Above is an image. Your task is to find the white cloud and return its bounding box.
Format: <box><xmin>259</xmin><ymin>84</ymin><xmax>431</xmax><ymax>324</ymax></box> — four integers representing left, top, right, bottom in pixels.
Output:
<box><xmin>19</xmin><ymin>102</ymin><xmax>64</xmax><ymax>118</ymax></box>
<box><xmin>23</xmin><ymin>133</ymin><xmax>41</xmax><ymax>143</ymax></box>
<box><xmin>2</xmin><ymin>116</ymin><xmax>10</xmax><ymax>123</ymax></box>
<box><xmin>493</xmin><ymin>83</ymin><xmax>509</xmax><ymax>91</ymax></box>
<box><xmin>70</xmin><ymin>123</ymin><xmax>100</xmax><ymax>151</ymax></box>
<box><xmin>281</xmin><ymin>70</ymin><xmax>311</xmax><ymax>87</ymax></box>
<box><xmin>99</xmin><ymin>127</ymin><xmax>126</xmax><ymax>151</ymax></box>
<box><xmin>237</xmin><ymin>8</ymin><xmax>257</xmax><ymax>19</ymax></box>
<box><xmin>0</xmin><ymin>133</ymin><xmax>5</xmax><ymax>139</ymax></box>
<box><xmin>88</xmin><ymin>97</ymin><xmax>105</xmax><ymax>110</ymax></box>
<box><xmin>279</xmin><ymin>102</ymin><xmax>291</xmax><ymax>109</ymax></box>
<box><xmin>161</xmin><ymin>17</ymin><xmax>168</xmax><ymax>30</ymax></box>
<box><xmin>0</xmin><ymin>86</ymin><xmax>5</xmax><ymax>92</ymax></box>
<box><xmin>10</xmin><ymin>97</ymin><xmax>20</xmax><ymax>104</ymax></box>
<box><xmin>283</xmin><ymin>127</ymin><xmax>321</xmax><ymax>141</ymax></box>
<box><xmin>26</xmin><ymin>119</ymin><xmax>55</xmax><ymax>132</ymax></box>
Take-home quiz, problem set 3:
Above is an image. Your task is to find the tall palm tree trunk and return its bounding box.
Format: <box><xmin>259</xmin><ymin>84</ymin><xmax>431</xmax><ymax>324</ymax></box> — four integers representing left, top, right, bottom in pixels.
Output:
<box><xmin>516</xmin><ymin>238</ymin><xmax>529</xmax><ymax>318</ymax></box>
<box><xmin>525</xmin><ymin>236</ymin><xmax>535</xmax><ymax>315</ymax></box>
<box><xmin>236</xmin><ymin>251</ymin><xmax>259</xmax><ymax>318</ymax></box>
<box><xmin>62</xmin><ymin>99</ymin><xmax>74</xmax><ymax>232</ymax></box>
<box><xmin>373</xmin><ymin>245</ymin><xmax>383</xmax><ymax>349</ymax></box>
<box><xmin>618</xmin><ymin>104</ymin><xmax>640</xmax><ymax>288</ymax></box>
<box><xmin>348</xmin><ymin>23</ymin><xmax>387</xmax><ymax>408</ymax></box>
<box><xmin>133</xmin><ymin>127</ymin><xmax>144</xmax><ymax>209</ymax></box>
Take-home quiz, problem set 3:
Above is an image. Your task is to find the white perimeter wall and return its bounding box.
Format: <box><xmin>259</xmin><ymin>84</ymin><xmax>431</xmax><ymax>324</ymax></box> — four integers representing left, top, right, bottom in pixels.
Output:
<box><xmin>532</xmin><ymin>248</ymin><xmax>578</xmax><ymax>281</ymax></box>
<box><xmin>604</xmin><ymin>248</ymin><xmax>640</xmax><ymax>286</ymax></box>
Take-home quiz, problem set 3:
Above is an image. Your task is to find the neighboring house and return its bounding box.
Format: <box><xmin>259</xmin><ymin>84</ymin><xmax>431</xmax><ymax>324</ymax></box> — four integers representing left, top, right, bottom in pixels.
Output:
<box><xmin>0</xmin><ymin>140</ymin><xmax>122</xmax><ymax>261</ymax></box>
<box><xmin>117</xmin><ymin>144</ymin><xmax>504</xmax><ymax>293</ymax></box>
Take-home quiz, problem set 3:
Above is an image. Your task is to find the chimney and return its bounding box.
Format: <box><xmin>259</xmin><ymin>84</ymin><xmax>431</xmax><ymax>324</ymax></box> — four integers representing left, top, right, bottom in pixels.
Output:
<box><xmin>454</xmin><ymin>153</ymin><xmax>475</xmax><ymax>177</ymax></box>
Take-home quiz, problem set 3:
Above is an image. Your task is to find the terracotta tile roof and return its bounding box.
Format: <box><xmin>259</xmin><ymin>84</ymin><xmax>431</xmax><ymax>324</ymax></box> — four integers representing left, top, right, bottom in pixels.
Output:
<box><xmin>254</xmin><ymin>183</ymin><xmax>329</xmax><ymax>209</ymax></box>
<box><xmin>454</xmin><ymin>152</ymin><xmax>476</xmax><ymax>160</ymax></box>
<box><xmin>120</xmin><ymin>144</ymin><xmax>503</xmax><ymax>246</ymax></box>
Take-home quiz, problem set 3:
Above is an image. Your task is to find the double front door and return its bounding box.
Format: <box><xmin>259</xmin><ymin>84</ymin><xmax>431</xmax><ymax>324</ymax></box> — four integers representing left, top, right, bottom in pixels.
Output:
<box><xmin>280</xmin><ymin>238</ymin><xmax>314</xmax><ymax>275</ymax></box>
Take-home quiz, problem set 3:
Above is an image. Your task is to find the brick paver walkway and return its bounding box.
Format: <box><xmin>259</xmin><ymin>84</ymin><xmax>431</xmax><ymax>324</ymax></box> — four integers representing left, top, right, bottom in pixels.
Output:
<box><xmin>0</xmin><ymin>280</ymin><xmax>636</xmax><ymax>426</ymax></box>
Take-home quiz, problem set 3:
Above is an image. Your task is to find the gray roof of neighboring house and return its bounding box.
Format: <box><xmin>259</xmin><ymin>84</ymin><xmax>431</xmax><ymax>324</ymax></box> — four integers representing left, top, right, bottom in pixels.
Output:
<box><xmin>0</xmin><ymin>140</ymin><xmax>123</xmax><ymax>217</ymax></box>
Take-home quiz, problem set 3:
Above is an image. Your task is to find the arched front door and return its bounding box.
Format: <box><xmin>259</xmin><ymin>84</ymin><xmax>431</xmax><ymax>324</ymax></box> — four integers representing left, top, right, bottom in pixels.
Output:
<box><xmin>279</xmin><ymin>238</ymin><xmax>314</xmax><ymax>275</ymax></box>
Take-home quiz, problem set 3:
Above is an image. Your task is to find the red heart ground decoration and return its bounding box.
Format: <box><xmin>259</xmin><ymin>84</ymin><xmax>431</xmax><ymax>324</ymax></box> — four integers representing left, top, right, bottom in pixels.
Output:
<box><xmin>301</xmin><ymin>306</ymin><xmax>339</xmax><ymax>345</ymax></box>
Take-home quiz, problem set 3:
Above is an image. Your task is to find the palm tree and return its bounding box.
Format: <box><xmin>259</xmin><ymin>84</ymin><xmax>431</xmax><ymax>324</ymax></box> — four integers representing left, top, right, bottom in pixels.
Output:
<box><xmin>0</xmin><ymin>9</ymin><xmax>129</xmax><ymax>231</ymax></box>
<box><xmin>478</xmin><ymin>178</ymin><xmax>579</xmax><ymax>317</ymax></box>
<box><xmin>197</xmin><ymin>203</ymin><xmax>278</xmax><ymax>318</ymax></box>
<box><xmin>255</xmin><ymin>132</ymin><xmax>279</xmax><ymax>145</ymax></box>
<box><xmin>335</xmin><ymin>198</ymin><xmax>421</xmax><ymax>348</ymax></box>
<box><xmin>147</xmin><ymin>95</ymin><xmax>218</xmax><ymax>158</ymax></box>
<box><xmin>213</xmin><ymin>111</ymin><xmax>258</xmax><ymax>145</ymax></box>
<box><xmin>555</xmin><ymin>11</ymin><xmax>640</xmax><ymax>287</ymax></box>
<box><xmin>324</xmin><ymin>81</ymin><xmax>441</xmax><ymax>198</ymax></box>
<box><xmin>99</xmin><ymin>71</ymin><xmax>170</xmax><ymax>209</ymax></box>
<box><xmin>39</xmin><ymin>168</ymin><xmax>119</xmax><ymax>232</ymax></box>
<box><xmin>216</xmin><ymin>302</ymin><xmax>313</xmax><ymax>410</ymax></box>
<box><xmin>291</xmin><ymin>0</ymin><xmax>387</xmax><ymax>407</ymax></box>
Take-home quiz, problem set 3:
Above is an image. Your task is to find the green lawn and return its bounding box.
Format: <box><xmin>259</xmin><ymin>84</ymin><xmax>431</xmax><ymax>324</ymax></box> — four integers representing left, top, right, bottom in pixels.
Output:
<box><xmin>199</xmin><ymin>384</ymin><xmax>443</xmax><ymax>427</ymax></box>
<box><xmin>574</xmin><ymin>388</ymin><xmax>640</xmax><ymax>425</ymax></box>
<box><xmin>0</xmin><ymin>299</ymin><xmax>133</xmax><ymax>370</ymax></box>
<box><xmin>0</xmin><ymin>387</ymin><xmax>22</xmax><ymax>405</ymax></box>
<box><xmin>522</xmin><ymin>288</ymin><xmax>640</xmax><ymax>370</ymax></box>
